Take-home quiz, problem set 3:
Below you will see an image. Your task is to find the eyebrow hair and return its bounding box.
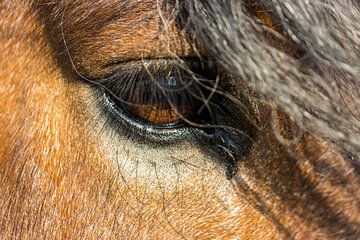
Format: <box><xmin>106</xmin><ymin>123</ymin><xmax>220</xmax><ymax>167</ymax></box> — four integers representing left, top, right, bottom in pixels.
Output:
<box><xmin>92</xmin><ymin>1</ymin><xmax>158</xmax><ymax>31</ymax></box>
<box><xmin>42</xmin><ymin>0</ymin><xmax>175</xmax><ymax>33</ymax></box>
<box><xmin>39</xmin><ymin>0</ymin><xmax>184</xmax><ymax>49</ymax></box>
<box><xmin>95</xmin><ymin>11</ymin><xmax>127</xmax><ymax>31</ymax></box>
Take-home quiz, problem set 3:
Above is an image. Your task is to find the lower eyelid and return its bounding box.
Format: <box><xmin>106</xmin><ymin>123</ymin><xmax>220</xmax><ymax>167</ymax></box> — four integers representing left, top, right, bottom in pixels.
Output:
<box><xmin>100</xmin><ymin>91</ymin><xmax>201</xmax><ymax>143</ymax></box>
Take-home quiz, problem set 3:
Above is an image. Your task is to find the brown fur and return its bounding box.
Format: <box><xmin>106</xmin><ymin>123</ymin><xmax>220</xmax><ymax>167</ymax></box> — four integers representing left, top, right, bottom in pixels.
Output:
<box><xmin>0</xmin><ymin>1</ymin><xmax>359</xmax><ymax>239</ymax></box>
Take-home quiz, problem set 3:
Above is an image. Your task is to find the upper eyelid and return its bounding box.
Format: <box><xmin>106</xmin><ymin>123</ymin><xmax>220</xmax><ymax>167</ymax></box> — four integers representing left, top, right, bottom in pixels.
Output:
<box><xmin>97</xmin><ymin>58</ymin><xmax>203</xmax><ymax>82</ymax></box>
<box><xmin>106</xmin><ymin>57</ymin><xmax>199</xmax><ymax>70</ymax></box>
<box><xmin>87</xmin><ymin>58</ymin><xmax>204</xmax><ymax>109</ymax></box>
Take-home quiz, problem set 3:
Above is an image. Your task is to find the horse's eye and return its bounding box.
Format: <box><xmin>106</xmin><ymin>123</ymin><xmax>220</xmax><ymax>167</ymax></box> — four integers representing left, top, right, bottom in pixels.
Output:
<box><xmin>123</xmin><ymin>75</ymin><xmax>195</xmax><ymax>126</ymax></box>
<box><xmin>100</xmin><ymin>59</ymin><xmax>215</xmax><ymax>135</ymax></box>
<box><xmin>113</xmin><ymin>73</ymin><xmax>197</xmax><ymax>127</ymax></box>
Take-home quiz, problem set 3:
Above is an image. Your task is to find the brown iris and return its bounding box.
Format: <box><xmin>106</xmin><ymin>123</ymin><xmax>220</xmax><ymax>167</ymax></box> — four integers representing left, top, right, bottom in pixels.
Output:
<box><xmin>113</xmin><ymin>74</ymin><xmax>200</xmax><ymax>126</ymax></box>
<box><xmin>105</xmin><ymin>60</ymin><xmax>213</xmax><ymax>128</ymax></box>
<box><xmin>123</xmin><ymin>76</ymin><xmax>197</xmax><ymax>126</ymax></box>
<box><xmin>130</xmin><ymin>104</ymin><xmax>183</xmax><ymax>125</ymax></box>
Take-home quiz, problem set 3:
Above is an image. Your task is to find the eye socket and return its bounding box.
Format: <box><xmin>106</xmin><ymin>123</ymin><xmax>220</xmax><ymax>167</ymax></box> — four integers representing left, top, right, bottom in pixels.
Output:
<box><xmin>100</xmin><ymin>59</ymin><xmax>216</xmax><ymax>130</ymax></box>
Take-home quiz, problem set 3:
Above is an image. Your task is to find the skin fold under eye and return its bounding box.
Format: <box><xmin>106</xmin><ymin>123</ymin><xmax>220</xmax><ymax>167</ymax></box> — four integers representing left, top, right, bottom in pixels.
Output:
<box><xmin>99</xmin><ymin>59</ymin><xmax>217</xmax><ymax>131</ymax></box>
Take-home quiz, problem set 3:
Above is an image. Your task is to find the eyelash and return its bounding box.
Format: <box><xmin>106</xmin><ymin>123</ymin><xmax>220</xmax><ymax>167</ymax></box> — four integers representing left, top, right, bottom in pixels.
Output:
<box><xmin>95</xmin><ymin>58</ymin><xmax>219</xmax><ymax>143</ymax></box>
<box><xmin>91</xmin><ymin>58</ymin><xmax>254</xmax><ymax>170</ymax></box>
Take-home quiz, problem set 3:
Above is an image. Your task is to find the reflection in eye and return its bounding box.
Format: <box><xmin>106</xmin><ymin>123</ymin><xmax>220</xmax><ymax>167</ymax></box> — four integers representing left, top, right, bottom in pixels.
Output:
<box><xmin>101</xmin><ymin>59</ymin><xmax>216</xmax><ymax>129</ymax></box>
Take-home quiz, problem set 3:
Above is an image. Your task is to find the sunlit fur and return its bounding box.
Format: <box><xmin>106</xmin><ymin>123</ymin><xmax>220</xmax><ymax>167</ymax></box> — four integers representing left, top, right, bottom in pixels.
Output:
<box><xmin>0</xmin><ymin>0</ymin><xmax>359</xmax><ymax>239</ymax></box>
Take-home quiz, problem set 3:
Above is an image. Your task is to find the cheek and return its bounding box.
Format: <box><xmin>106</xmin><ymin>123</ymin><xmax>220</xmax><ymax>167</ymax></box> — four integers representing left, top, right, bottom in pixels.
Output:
<box><xmin>73</xmin><ymin>85</ymin><xmax>278</xmax><ymax>238</ymax></box>
<box><xmin>0</xmin><ymin>7</ymin><xmax>113</xmax><ymax>236</ymax></box>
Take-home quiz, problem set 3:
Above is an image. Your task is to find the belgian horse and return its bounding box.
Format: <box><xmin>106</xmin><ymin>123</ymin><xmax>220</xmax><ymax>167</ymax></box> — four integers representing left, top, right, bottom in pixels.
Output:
<box><xmin>1</xmin><ymin>0</ymin><xmax>359</xmax><ymax>239</ymax></box>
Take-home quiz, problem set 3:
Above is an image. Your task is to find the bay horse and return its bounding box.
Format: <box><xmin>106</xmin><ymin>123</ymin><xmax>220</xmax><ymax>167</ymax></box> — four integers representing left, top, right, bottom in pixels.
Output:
<box><xmin>1</xmin><ymin>0</ymin><xmax>359</xmax><ymax>239</ymax></box>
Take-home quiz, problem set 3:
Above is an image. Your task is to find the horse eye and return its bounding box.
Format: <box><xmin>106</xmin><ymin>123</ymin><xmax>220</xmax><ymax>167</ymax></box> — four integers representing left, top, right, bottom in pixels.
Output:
<box><xmin>121</xmin><ymin>75</ymin><xmax>198</xmax><ymax>127</ymax></box>
<box><xmin>100</xmin><ymin>59</ymin><xmax>215</xmax><ymax>131</ymax></box>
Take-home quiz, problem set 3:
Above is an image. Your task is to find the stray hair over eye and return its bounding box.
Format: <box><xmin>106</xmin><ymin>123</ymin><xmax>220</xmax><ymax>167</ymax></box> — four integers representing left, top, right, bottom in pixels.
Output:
<box><xmin>100</xmin><ymin>59</ymin><xmax>217</xmax><ymax>130</ymax></box>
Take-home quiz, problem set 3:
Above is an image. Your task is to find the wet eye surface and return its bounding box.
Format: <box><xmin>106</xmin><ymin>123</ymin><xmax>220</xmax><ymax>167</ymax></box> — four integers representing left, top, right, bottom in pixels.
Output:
<box><xmin>97</xmin><ymin>58</ymin><xmax>220</xmax><ymax>142</ymax></box>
